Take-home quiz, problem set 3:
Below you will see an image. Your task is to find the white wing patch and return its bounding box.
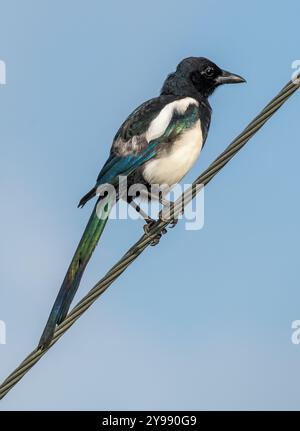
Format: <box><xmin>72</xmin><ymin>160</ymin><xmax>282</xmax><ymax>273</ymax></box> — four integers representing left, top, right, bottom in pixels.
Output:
<box><xmin>145</xmin><ymin>97</ymin><xmax>199</xmax><ymax>142</ymax></box>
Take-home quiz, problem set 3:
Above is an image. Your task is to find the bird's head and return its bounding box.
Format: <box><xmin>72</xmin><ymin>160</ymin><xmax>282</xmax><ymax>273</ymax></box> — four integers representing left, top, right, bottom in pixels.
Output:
<box><xmin>161</xmin><ymin>57</ymin><xmax>246</xmax><ymax>98</ymax></box>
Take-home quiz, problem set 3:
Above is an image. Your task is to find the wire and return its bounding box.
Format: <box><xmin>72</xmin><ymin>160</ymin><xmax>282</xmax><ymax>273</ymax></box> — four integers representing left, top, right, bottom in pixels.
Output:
<box><xmin>0</xmin><ymin>73</ymin><xmax>299</xmax><ymax>400</ymax></box>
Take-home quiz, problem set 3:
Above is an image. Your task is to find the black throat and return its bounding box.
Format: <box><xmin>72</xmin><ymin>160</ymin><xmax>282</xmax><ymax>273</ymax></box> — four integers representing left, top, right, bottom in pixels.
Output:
<box><xmin>161</xmin><ymin>73</ymin><xmax>212</xmax><ymax>100</ymax></box>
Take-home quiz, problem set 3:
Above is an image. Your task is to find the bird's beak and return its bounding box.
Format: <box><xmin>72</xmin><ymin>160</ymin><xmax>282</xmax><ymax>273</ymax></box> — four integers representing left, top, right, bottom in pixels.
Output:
<box><xmin>216</xmin><ymin>69</ymin><xmax>246</xmax><ymax>85</ymax></box>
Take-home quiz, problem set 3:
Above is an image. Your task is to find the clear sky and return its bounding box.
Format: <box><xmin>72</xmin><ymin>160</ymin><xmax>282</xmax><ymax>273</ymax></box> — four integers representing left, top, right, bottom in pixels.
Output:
<box><xmin>1</xmin><ymin>0</ymin><xmax>300</xmax><ymax>410</ymax></box>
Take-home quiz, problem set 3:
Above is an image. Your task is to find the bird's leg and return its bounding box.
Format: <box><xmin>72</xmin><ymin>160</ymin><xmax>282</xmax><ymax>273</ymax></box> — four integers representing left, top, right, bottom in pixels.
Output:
<box><xmin>127</xmin><ymin>196</ymin><xmax>153</xmax><ymax>224</ymax></box>
<box><xmin>126</xmin><ymin>197</ymin><xmax>166</xmax><ymax>246</ymax></box>
<box><xmin>158</xmin><ymin>193</ymin><xmax>178</xmax><ymax>228</ymax></box>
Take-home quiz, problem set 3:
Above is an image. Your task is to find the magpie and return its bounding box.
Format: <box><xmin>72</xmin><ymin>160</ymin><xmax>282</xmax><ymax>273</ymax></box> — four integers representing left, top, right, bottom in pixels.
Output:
<box><xmin>39</xmin><ymin>57</ymin><xmax>245</xmax><ymax>348</ymax></box>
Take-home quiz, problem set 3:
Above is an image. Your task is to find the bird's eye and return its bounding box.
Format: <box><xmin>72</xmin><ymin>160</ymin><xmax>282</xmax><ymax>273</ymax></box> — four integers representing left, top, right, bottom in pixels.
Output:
<box><xmin>205</xmin><ymin>66</ymin><xmax>214</xmax><ymax>77</ymax></box>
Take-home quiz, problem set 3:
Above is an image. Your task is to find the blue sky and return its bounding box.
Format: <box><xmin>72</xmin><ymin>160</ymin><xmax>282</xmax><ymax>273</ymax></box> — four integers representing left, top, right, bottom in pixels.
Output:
<box><xmin>0</xmin><ymin>0</ymin><xmax>300</xmax><ymax>410</ymax></box>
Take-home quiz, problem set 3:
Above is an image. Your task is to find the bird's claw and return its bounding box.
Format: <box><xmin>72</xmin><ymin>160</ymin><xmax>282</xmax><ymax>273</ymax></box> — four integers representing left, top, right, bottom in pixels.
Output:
<box><xmin>143</xmin><ymin>216</ymin><xmax>178</xmax><ymax>246</ymax></box>
<box><xmin>143</xmin><ymin>219</ymin><xmax>167</xmax><ymax>246</ymax></box>
<box><xmin>168</xmin><ymin>218</ymin><xmax>178</xmax><ymax>229</ymax></box>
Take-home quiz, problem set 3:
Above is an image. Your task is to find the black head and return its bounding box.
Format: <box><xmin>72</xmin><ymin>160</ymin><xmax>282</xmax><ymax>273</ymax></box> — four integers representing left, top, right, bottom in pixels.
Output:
<box><xmin>161</xmin><ymin>57</ymin><xmax>246</xmax><ymax>99</ymax></box>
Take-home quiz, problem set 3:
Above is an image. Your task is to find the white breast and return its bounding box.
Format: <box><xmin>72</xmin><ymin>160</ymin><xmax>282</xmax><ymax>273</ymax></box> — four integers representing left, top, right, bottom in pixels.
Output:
<box><xmin>143</xmin><ymin>119</ymin><xmax>203</xmax><ymax>187</ymax></box>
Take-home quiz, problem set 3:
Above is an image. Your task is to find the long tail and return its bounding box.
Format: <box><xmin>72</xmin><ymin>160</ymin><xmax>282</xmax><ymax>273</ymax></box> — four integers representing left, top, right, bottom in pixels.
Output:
<box><xmin>38</xmin><ymin>195</ymin><xmax>113</xmax><ymax>348</ymax></box>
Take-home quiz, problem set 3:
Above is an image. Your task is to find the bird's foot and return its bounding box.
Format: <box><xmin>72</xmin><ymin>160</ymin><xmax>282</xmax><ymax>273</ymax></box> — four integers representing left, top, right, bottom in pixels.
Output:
<box><xmin>158</xmin><ymin>205</ymin><xmax>178</xmax><ymax>229</ymax></box>
<box><xmin>143</xmin><ymin>218</ymin><xmax>167</xmax><ymax>246</ymax></box>
<box><xmin>168</xmin><ymin>218</ymin><xmax>178</xmax><ymax>229</ymax></box>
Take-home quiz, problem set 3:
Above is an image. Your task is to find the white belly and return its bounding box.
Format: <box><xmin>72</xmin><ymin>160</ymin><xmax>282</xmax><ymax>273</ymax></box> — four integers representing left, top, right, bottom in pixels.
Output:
<box><xmin>143</xmin><ymin>120</ymin><xmax>203</xmax><ymax>187</ymax></box>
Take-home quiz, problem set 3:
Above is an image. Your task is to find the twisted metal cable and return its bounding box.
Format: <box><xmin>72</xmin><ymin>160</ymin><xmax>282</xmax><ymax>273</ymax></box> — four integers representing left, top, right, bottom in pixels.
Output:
<box><xmin>0</xmin><ymin>73</ymin><xmax>299</xmax><ymax>400</ymax></box>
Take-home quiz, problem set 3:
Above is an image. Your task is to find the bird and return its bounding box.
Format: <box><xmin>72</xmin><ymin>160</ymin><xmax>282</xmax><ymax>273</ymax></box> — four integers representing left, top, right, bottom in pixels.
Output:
<box><xmin>38</xmin><ymin>56</ymin><xmax>245</xmax><ymax>348</ymax></box>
